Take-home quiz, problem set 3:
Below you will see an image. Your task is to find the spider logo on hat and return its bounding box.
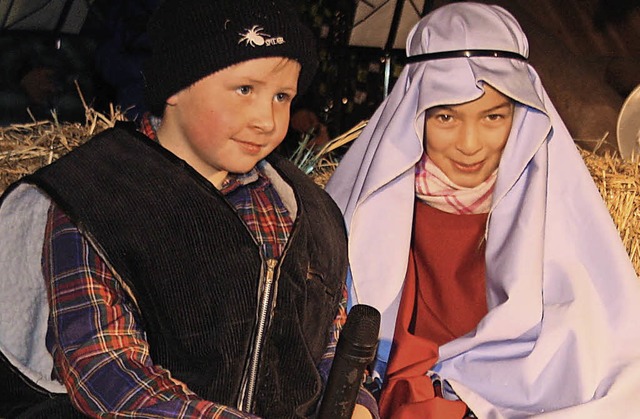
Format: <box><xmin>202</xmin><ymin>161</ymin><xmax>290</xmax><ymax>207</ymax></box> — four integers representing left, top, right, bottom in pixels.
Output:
<box><xmin>238</xmin><ymin>25</ymin><xmax>268</xmax><ymax>46</ymax></box>
<box><xmin>238</xmin><ymin>25</ymin><xmax>285</xmax><ymax>47</ymax></box>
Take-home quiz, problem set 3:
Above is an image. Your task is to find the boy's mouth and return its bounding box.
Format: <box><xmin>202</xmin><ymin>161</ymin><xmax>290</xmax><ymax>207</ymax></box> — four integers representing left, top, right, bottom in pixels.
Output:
<box><xmin>235</xmin><ymin>139</ymin><xmax>263</xmax><ymax>155</ymax></box>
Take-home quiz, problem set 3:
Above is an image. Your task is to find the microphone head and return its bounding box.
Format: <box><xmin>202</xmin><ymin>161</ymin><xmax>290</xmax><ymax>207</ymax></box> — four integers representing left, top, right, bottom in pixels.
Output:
<box><xmin>341</xmin><ymin>304</ymin><xmax>381</xmax><ymax>349</ymax></box>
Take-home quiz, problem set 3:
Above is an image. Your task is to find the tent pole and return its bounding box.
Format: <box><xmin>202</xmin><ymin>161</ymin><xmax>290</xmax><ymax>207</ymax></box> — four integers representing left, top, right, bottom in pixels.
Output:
<box><xmin>384</xmin><ymin>53</ymin><xmax>391</xmax><ymax>98</ymax></box>
<box><xmin>383</xmin><ymin>0</ymin><xmax>406</xmax><ymax>98</ymax></box>
<box><xmin>54</xmin><ymin>0</ymin><xmax>76</xmax><ymax>37</ymax></box>
<box><xmin>423</xmin><ymin>0</ymin><xmax>435</xmax><ymax>15</ymax></box>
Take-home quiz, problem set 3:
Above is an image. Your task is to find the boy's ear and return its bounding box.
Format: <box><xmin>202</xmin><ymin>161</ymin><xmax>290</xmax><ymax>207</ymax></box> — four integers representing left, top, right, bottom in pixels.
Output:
<box><xmin>166</xmin><ymin>93</ymin><xmax>179</xmax><ymax>106</ymax></box>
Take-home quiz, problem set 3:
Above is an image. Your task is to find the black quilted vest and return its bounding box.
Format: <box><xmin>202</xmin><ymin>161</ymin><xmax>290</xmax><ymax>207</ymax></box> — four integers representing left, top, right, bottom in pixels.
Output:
<box><xmin>6</xmin><ymin>123</ymin><xmax>347</xmax><ymax>418</ymax></box>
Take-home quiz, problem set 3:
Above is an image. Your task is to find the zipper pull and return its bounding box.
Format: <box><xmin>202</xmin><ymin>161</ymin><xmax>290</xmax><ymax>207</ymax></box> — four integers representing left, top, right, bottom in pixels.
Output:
<box><xmin>265</xmin><ymin>258</ymin><xmax>277</xmax><ymax>285</ymax></box>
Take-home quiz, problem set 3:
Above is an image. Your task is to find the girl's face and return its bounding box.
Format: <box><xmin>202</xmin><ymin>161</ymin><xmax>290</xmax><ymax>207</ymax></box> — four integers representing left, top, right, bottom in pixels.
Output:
<box><xmin>159</xmin><ymin>57</ymin><xmax>300</xmax><ymax>188</ymax></box>
<box><xmin>424</xmin><ymin>84</ymin><xmax>514</xmax><ymax>188</ymax></box>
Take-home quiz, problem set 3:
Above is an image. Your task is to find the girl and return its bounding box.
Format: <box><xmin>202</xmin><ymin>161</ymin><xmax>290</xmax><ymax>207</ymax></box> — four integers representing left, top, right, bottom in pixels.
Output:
<box><xmin>326</xmin><ymin>3</ymin><xmax>640</xmax><ymax>418</ymax></box>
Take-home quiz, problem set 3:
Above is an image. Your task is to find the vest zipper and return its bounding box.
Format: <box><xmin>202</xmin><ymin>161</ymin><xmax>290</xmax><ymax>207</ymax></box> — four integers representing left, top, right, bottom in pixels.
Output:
<box><xmin>238</xmin><ymin>257</ymin><xmax>278</xmax><ymax>412</ymax></box>
<box><xmin>188</xmin><ymin>159</ymin><xmax>299</xmax><ymax>413</ymax></box>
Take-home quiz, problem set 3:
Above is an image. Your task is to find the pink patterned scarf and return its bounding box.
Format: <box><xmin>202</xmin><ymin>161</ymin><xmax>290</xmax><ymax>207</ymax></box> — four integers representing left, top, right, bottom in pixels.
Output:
<box><xmin>415</xmin><ymin>153</ymin><xmax>496</xmax><ymax>215</ymax></box>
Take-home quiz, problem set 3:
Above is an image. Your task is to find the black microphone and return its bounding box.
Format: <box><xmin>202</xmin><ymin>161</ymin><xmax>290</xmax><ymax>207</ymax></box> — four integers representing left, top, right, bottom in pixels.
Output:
<box><xmin>317</xmin><ymin>304</ymin><xmax>381</xmax><ymax>419</ymax></box>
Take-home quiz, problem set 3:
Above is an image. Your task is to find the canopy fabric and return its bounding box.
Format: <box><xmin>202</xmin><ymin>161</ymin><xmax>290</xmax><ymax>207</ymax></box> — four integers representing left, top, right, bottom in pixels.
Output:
<box><xmin>349</xmin><ymin>0</ymin><xmax>428</xmax><ymax>50</ymax></box>
<box><xmin>0</xmin><ymin>0</ymin><xmax>94</xmax><ymax>34</ymax></box>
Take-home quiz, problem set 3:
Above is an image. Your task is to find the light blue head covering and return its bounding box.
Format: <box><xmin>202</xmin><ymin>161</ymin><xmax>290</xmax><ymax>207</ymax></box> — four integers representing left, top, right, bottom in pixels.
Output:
<box><xmin>327</xmin><ymin>3</ymin><xmax>640</xmax><ymax>417</ymax></box>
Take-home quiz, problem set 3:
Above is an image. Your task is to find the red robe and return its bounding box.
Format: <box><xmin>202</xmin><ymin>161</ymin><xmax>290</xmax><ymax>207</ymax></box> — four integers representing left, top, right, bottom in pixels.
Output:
<box><xmin>379</xmin><ymin>200</ymin><xmax>488</xmax><ymax>418</ymax></box>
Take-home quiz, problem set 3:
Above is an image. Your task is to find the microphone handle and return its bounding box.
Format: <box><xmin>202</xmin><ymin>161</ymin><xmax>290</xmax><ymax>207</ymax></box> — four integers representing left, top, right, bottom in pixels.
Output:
<box><xmin>316</xmin><ymin>349</ymin><xmax>372</xmax><ymax>419</ymax></box>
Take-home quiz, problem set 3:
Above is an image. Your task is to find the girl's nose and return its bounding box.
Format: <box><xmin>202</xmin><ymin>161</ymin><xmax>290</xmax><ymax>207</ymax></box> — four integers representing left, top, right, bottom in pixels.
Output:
<box><xmin>456</xmin><ymin>124</ymin><xmax>482</xmax><ymax>155</ymax></box>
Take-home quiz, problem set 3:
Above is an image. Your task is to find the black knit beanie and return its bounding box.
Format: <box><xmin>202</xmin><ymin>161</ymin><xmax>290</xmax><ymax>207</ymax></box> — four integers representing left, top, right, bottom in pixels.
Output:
<box><xmin>144</xmin><ymin>0</ymin><xmax>319</xmax><ymax>115</ymax></box>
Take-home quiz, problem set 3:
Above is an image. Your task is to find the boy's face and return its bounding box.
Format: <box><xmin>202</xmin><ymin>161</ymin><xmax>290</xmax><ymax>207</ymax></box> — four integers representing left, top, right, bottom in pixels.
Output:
<box><xmin>160</xmin><ymin>57</ymin><xmax>300</xmax><ymax>187</ymax></box>
<box><xmin>423</xmin><ymin>84</ymin><xmax>514</xmax><ymax>188</ymax></box>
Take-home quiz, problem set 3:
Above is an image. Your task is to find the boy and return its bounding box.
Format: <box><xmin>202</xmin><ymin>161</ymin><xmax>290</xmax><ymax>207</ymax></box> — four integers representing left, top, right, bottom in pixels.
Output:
<box><xmin>0</xmin><ymin>0</ymin><xmax>376</xmax><ymax>417</ymax></box>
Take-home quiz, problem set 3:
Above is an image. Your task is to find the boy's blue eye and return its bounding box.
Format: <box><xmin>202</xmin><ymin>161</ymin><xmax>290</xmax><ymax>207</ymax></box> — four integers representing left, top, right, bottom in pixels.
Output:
<box><xmin>275</xmin><ymin>92</ymin><xmax>291</xmax><ymax>103</ymax></box>
<box><xmin>237</xmin><ymin>86</ymin><xmax>252</xmax><ymax>95</ymax></box>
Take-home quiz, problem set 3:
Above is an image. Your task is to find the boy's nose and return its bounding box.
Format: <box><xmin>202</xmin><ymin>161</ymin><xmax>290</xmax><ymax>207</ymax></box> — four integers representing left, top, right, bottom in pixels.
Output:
<box><xmin>456</xmin><ymin>124</ymin><xmax>482</xmax><ymax>155</ymax></box>
<box><xmin>251</xmin><ymin>101</ymin><xmax>276</xmax><ymax>132</ymax></box>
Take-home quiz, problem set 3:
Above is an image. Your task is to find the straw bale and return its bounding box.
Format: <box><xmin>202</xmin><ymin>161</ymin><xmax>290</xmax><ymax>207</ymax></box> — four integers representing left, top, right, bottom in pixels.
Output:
<box><xmin>0</xmin><ymin>106</ymin><xmax>125</xmax><ymax>192</ymax></box>
<box><xmin>580</xmin><ymin>148</ymin><xmax>640</xmax><ymax>276</ymax></box>
<box><xmin>1</xmin><ymin>114</ymin><xmax>638</xmax><ymax>276</ymax></box>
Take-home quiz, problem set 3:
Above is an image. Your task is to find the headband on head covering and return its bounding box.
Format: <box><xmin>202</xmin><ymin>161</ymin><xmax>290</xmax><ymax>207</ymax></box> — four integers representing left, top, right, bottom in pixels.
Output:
<box><xmin>405</xmin><ymin>49</ymin><xmax>528</xmax><ymax>63</ymax></box>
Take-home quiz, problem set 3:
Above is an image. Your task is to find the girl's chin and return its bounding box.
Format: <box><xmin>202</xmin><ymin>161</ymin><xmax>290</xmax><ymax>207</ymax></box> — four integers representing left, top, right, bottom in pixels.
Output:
<box><xmin>450</xmin><ymin>173</ymin><xmax>490</xmax><ymax>188</ymax></box>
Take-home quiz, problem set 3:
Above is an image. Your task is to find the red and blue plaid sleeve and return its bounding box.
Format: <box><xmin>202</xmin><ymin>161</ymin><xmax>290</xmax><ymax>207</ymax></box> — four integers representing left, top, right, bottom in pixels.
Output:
<box><xmin>42</xmin><ymin>203</ymin><xmax>258</xmax><ymax>418</ymax></box>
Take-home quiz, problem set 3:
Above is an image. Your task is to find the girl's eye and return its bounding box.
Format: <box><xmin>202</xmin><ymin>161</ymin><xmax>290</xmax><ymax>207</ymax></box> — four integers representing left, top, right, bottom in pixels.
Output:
<box><xmin>237</xmin><ymin>86</ymin><xmax>252</xmax><ymax>95</ymax></box>
<box><xmin>485</xmin><ymin>112</ymin><xmax>512</xmax><ymax>123</ymax></box>
<box><xmin>435</xmin><ymin>114</ymin><xmax>453</xmax><ymax>123</ymax></box>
